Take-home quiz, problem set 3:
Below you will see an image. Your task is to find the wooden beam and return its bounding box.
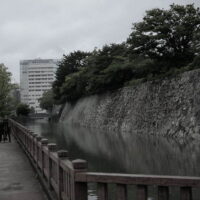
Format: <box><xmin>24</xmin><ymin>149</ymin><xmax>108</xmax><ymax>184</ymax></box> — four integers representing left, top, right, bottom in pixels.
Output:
<box><xmin>75</xmin><ymin>172</ymin><xmax>200</xmax><ymax>187</ymax></box>
<box><xmin>97</xmin><ymin>183</ymin><xmax>108</xmax><ymax>200</ymax></box>
<box><xmin>158</xmin><ymin>186</ymin><xmax>169</xmax><ymax>200</ymax></box>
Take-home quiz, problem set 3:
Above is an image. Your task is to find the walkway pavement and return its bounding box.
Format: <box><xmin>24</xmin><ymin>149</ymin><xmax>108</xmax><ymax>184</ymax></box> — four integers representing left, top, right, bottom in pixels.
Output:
<box><xmin>0</xmin><ymin>137</ymin><xmax>47</xmax><ymax>200</ymax></box>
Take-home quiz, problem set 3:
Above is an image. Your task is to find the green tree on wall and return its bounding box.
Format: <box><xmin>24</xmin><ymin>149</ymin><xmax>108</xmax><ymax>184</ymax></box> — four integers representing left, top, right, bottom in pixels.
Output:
<box><xmin>53</xmin><ymin>51</ymin><xmax>91</xmax><ymax>101</ymax></box>
<box><xmin>39</xmin><ymin>90</ymin><xmax>54</xmax><ymax>113</ymax></box>
<box><xmin>52</xmin><ymin>4</ymin><xmax>200</xmax><ymax>104</ymax></box>
<box><xmin>127</xmin><ymin>4</ymin><xmax>200</xmax><ymax>68</ymax></box>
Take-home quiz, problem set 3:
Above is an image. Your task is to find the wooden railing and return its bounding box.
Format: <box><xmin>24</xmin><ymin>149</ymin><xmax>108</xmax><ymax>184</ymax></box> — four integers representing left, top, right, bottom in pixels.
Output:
<box><xmin>9</xmin><ymin>119</ymin><xmax>200</xmax><ymax>200</ymax></box>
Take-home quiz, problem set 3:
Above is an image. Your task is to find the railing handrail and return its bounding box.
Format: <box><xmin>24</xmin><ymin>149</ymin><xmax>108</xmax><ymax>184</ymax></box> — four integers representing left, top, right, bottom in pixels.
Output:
<box><xmin>75</xmin><ymin>172</ymin><xmax>200</xmax><ymax>187</ymax></box>
<box><xmin>9</xmin><ymin>118</ymin><xmax>200</xmax><ymax>200</ymax></box>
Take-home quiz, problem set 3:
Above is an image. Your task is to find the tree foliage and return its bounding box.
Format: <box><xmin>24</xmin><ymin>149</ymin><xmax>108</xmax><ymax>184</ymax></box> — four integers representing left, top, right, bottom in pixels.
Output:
<box><xmin>16</xmin><ymin>103</ymin><xmax>31</xmax><ymax>116</ymax></box>
<box><xmin>52</xmin><ymin>4</ymin><xmax>200</xmax><ymax>104</ymax></box>
<box><xmin>127</xmin><ymin>4</ymin><xmax>200</xmax><ymax>68</ymax></box>
<box><xmin>39</xmin><ymin>90</ymin><xmax>54</xmax><ymax>113</ymax></box>
<box><xmin>0</xmin><ymin>64</ymin><xmax>13</xmax><ymax>117</ymax></box>
<box><xmin>53</xmin><ymin>51</ymin><xmax>91</xmax><ymax>101</ymax></box>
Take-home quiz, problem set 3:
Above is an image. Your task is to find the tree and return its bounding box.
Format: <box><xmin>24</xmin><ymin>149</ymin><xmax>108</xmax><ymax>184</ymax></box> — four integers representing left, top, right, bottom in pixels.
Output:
<box><xmin>16</xmin><ymin>103</ymin><xmax>30</xmax><ymax>116</ymax></box>
<box><xmin>9</xmin><ymin>84</ymin><xmax>21</xmax><ymax>115</ymax></box>
<box><xmin>30</xmin><ymin>107</ymin><xmax>35</xmax><ymax>114</ymax></box>
<box><xmin>53</xmin><ymin>51</ymin><xmax>91</xmax><ymax>101</ymax></box>
<box><xmin>127</xmin><ymin>4</ymin><xmax>200</xmax><ymax>68</ymax></box>
<box><xmin>0</xmin><ymin>64</ymin><xmax>13</xmax><ymax>117</ymax></box>
<box><xmin>39</xmin><ymin>90</ymin><xmax>54</xmax><ymax>113</ymax></box>
<box><xmin>89</xmin><ymin>43</ymin><xmax>128</xmax><ymax>70</ymax></box>
<box><xmin>51</xmin><ymin>4</ymin><xmax>200</xmax><ymax>104</ymax></box>
<box><xmin>58</xmin><ymin>43</ymin><xmax>130</xmax><ymax>102</ymax></box>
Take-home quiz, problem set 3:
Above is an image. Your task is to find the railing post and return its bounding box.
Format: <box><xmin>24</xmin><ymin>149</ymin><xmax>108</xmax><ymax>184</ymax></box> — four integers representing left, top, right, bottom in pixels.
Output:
<box><xmin>32</xmin><ymin>133</ymin><xmax>37</xmax><ymax>158</ymax></box>
<box><xmin>137</xmin><ymin>185</ymin><xmax>147</xmax><ymax>200</ymax></box>
<box><xmin>9</xmin><ymin>120</ymin><xmax>14</xmax><ymax>137</ymax></box>
<box><xmin>117</xmin><ymin>184</ymin><xmax>127</xmax><ymax>200</ymax></box>
<box><xmin>28</xmin><ymin>131</ymin><xmax>34</xmax><ymax>155</ymax></box>
<box><xmin>72</xmin><ymin>159</ymin><xmax>88</xmax><ymax>200</ymax></box>
<box><xmin>97</xmin><ymin>183</ymin><xmax>108</xmax><ymax>200</ymax></box>
<box><xmin>26</xmin><ymin>130</ymin><xmax>30</xmax><ymax>152</ymax></box>
<box><xmin>57</xmin><ymin>150</ymin><xmax>69</xmax><ymax>200</ymax></box>
<box><xmin>36</xmin><ymin>136</ymin><xmax>42</xmax><ymax>168</ymax></box>
<box><xmin>27</xmin><ymin>130</ymin><xmax>30</xmax><ymax>151</ymax></box>
<box><xmin>24</xmin><ymin>131</ymin><xmax>27</xmax><ymax>149</ymax></box>
<box><xmin>48</xmin><ymin>143</ymin><xmax>57</xmax><ymax>190</ymax></box>
<box><xmin>158</xmin><ymin>186</ymin><xmax>169</xmax><ymax>200</ymax></box>
<box><xmin>41</xmin><ymin>139</ymin><xmax>48</xmax><ymax>174</ymax></box>
<box><xmin>33</xmin><ymin>134</ymin><xmax>38</xmax><ymax>163</ymax></box>
<box><xmin>26</xmin><ymin>130</ymin><xmax>30</xmax><ymax>150</ymax></box>
<box><xmin>180</xmin><ymin>187</ymin><xmax>192</xmax><ymax>200</ymax></box>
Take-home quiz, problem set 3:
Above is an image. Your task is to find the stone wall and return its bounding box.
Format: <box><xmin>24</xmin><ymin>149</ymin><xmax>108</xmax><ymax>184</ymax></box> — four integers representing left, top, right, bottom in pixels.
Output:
<box><xmin>60</xmin><ymin>69</ymin><xmax>200</xmax><ymax>138</ymax></box>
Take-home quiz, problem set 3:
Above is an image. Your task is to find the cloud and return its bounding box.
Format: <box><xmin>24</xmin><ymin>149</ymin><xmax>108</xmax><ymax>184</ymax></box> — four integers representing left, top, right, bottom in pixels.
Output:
<box><xmin>0</xmin><ymin>0</ymin><xmax>199</xmax><ymax>82</ymax></box>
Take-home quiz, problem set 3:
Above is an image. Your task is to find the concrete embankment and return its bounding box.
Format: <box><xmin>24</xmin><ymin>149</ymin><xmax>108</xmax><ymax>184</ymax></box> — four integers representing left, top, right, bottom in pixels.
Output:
<box><xmin>60</xmin><ymin>69</ymin><xmax>200</xmax><ymax>138</ymax></box>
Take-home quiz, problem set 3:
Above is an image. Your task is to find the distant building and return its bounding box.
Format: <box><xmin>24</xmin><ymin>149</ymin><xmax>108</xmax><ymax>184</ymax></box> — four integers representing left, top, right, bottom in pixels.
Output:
<box><xmin>20</xmin><ymin>59</ymin><xmax>59</xmax><ymax>113</ymax></box>
<box><xmin>9</xmin><ymin>84</ymin><xmax>20</xmax><ymax>116</ymax></box>
<box><xmin>10</xmin><ymin>84</ymin><xmax>20</xmax><ymax>103</ymax></box>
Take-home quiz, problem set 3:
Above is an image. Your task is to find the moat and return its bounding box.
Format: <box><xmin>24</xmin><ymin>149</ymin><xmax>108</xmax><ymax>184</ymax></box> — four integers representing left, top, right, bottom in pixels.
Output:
<box><xmin>18</xmin><ymin>118</ymin><xmax>200</xmax><ymax>200</ymax></box>
<box><xmin>22</xmin><ymin>119</ymin><xmax>200</xmax><ymax>176</ymax></box>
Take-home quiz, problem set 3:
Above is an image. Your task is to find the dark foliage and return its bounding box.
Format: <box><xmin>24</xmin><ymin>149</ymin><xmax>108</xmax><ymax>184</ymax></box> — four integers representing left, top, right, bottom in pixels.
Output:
<box><xmin>127</xmin><ymin>4</ymin><xmax>200</xmax><ymax>68</ymax></box>
<box><xmin>53</xmin><ymin>51</ymin><xmax>91</xmax><ymax>101</ymax></box>
<box><xmin>52</xmin><ymin>4</ymin><xmax>200</xmax><ymax>104</ymax></box>
<box><xmin>16</xmin><ymin>104</ymin><xmax>31</xmax><ymax>116</ymax></box>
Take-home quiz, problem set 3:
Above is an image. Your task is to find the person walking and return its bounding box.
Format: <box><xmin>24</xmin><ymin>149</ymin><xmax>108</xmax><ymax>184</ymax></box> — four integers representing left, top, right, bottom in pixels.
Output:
<box><xmin>0</xmin><ymin>121</ymin><xmax>3</xmax><ymax>142</ymax></box>
<box><xmin>3</xmin><ymin>119</ymin><xmax>11</xmax><ymax>143</ymax></box>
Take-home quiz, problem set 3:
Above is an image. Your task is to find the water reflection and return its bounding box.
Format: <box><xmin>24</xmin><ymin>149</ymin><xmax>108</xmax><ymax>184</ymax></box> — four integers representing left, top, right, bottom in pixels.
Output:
<box><xmin>22</xmin><ymin>119</ymin><xmax>200</xmax><ymax>176</ymax></box>
<box><xmin>20</xmin><ymin>119</ymin><xmax>200</xmax><ymax>200</ymax></box>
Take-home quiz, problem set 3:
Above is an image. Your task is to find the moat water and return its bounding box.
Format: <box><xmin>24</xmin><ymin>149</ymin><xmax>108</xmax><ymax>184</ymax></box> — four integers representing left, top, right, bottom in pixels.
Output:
<box><xmin>21</xmin><ymin>119</ymin><xmax>200</xmax><ymax>200</ymax></box>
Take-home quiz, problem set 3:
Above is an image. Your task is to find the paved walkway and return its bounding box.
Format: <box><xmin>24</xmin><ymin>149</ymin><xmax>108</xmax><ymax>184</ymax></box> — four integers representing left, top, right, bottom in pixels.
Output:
<box><xmin>0</xmin><ymin>137</ymin><xmax>47</xmax><ymax>200</ymax></box>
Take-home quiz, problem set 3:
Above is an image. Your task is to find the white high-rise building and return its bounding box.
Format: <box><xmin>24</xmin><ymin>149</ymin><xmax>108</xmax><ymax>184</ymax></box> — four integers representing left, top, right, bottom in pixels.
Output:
<box><xmin>20</xmin><ymin>59</ymin><xmax>59</xmax><ymax>113</ymax></box>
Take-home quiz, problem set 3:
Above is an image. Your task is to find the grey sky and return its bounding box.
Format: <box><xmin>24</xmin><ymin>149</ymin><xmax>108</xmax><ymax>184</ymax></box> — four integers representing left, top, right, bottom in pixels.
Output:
<box><xmin>0</xmin><ymin>0</ymin><xmax>199</xmax><ymax>82</ymax></box>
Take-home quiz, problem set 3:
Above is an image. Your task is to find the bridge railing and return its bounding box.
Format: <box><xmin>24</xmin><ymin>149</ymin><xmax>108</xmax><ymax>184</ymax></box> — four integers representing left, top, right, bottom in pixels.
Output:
<box><xmin>9</xmin><ymin>119</ymin><xmax>200</xmax><ymax>200</ymax></box>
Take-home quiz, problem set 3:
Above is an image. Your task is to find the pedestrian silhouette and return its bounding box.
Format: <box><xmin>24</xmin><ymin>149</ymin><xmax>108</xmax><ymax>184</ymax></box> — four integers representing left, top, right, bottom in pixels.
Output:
<box><xmin>0</xmin><ymin>121</ymin><xmax>3</xmax><ymax>142</ymax></box>
<box><xmin>3</xmin><ymin>119</ymin><xmax>11</xmax><ymax>143</ymax></box>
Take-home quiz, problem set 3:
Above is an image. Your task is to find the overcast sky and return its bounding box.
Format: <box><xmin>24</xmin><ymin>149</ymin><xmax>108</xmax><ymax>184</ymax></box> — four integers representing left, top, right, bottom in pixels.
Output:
<box><xmin>0</xmin><ymin>0</ymin><xmax>199</xmax><ymax>83</ymax></box>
